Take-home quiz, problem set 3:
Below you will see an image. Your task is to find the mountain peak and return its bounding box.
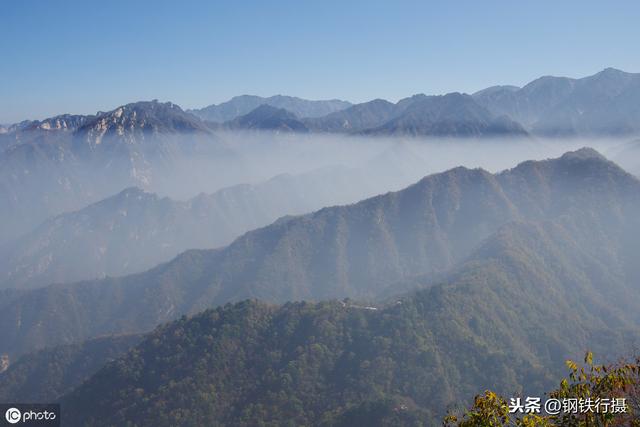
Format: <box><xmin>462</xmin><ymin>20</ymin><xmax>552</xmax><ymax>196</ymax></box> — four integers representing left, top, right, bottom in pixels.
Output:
<box><xmin>116</xmin><ymin>186</ymin><xmax>153</xmax><ymax>198</ymax></box>
<box><xmin>502</xmin><ymin>149</ymin><xmax>638</xmax><ymax>196</ymax></box>
<box><xmin>226</xmin><ymin>104</ymin><xmax>308</xmax><ymax>132</ymax></box>
<box><xmin>509</xmin><ymin>148</ymin><xmax>609</xmax><ymax>170</ymax></box>
<box><xmin>583</xmin><ymin>68</ymin><xmax>636</xmax><ymax>86</ymax></box>
<box><xmin>472</xmin><ymin>85</ymin><xmax>520</xmax><ymax>97</ymax></box>
<box><xmin>99</xmin><ymin>100</ymin><xmax>185</xmax><ymax>118</ymax></box>
<box><xmin>559</xmin><ymin>147</ymin><xmax>606</xmax><ymax>162</ymax></box>
<box><xmin>441</xmin><ymin>91</ymin><xmax>467</xmax><ymax>99</ymax></box>
<box><xmin>76</xmin><ymin>100</ymin><xmax>210</xmax><ymax>139</ymax></box>
<box><xmin>89</xmin><ymin>187</ymin><xmax>160</xmax><ymax>210</ymax></box>
<box><xmin>596</xmin><ymin>67</ymin><xmax>627</xmax><ymax>77</ymax></box>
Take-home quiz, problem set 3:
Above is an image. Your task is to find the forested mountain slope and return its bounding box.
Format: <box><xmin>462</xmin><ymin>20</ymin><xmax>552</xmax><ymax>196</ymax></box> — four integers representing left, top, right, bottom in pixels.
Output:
<box><xmin>1</xmin><ymin>149</ymin><xmax>638</xmax><ymax>364</ymax></box>
<box><xmin>59</xmin><ymin>216</ymin><xmax>640</xmax><ymax>426</ymax></box>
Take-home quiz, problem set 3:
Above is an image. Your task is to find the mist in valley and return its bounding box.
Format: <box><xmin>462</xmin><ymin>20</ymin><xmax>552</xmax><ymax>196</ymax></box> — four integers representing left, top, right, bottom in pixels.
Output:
<box><xmin>1</xmin><ymin>130</ymin><xmax>636</xmax><ymax>291</ymax></box>
<box><xmin>3</xmin><ymin>124</ymin><xmax>640</xmax><ymax>426</ymax></box>
<box><xmin>158</xmin><ymin>132</ymin><xmax>639</xmax><ymax>199</ymax></box>
<box><xmin>5</xmin><ymin>1</ymin><xmax>640</xmax><ymax>423</ymax></box>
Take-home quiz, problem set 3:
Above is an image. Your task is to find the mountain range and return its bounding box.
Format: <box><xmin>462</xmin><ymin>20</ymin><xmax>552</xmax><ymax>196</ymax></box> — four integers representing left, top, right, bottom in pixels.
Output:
<box><xmin>59</xmin><ymin>209</ymin><xmax>640</xmax><ymax>425</ymax></box>
<box><xmin>187</xmin><ymin>68</ymin><xmax>640</xmax><ymax>137</ymax></box>
<box><xmin>0</xmin><ymin>148</ymin><xmax>639</xmax><ymax>425</ymax></box>
<box><xmin>473</xmin><ymin>67</ymin><xmax>640</xmax><ymax>136</ymax></box>
<box><xmin>0</xmin><ymin>164</ymin><xmax>410</xmax><ymax>290</ymax></box>
<box><xmin>187</xmin><ymin>95</ymin><xmax>352</xmax><ymax>122</ymax></box>
<box><xmin>0</xmin><ymin>149</ymin><xmax>640</xmax><ymax>425</ymax></box>
<box><xmin>221</xmin><ymin>93</ymin><xmax>527</xmax><ymax>137</ymax></box>
<box><xmin>0</xmin><ymin>100</ymin><xmax>236</xmax><ymax>245</ymax></box>
<box><xmin>4</xmin><ymin>68</ymin><xmax>640</xmax><ymax>140</ymax></box>
<box><xmin>3</xmin><ymin>65</ymin><xmax>640</xmax><ymax>426</ymax></box>
<box><xmin>1</xmin><ymin>148</ymin><xmax>638</xmax><ymax>363</ymax></box>
<box><xmin>4</xmin><ymin>69</ymin><xmax>639</xmax><ymax>144</ymax></box>
<box><xmin>2</xmin><ymin>68</ymin><xmax>639</xmax><ymax>244</ymax></box>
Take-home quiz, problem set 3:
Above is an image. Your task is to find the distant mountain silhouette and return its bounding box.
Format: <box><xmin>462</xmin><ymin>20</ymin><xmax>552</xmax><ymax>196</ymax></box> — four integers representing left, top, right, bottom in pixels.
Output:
<box><xmin>306</xmin><ymin>93</ymin><xmax>527</xmax><ymax>137</ymax></box>
<box><xmin>225</xmin><ymin>104</ymin><xmax>309</xmax><ymax>132</ymax></box>
<box><xmin>304</xmin><ymin>99</ymin><xmax>397</xmax><ymax>132</ymax></box>
<box><xmin>4</xmin><ymin>67</ymin><xmax>640</xmax><ymax>142</ymax></box>
<box><xmin>363</xmin><ymin>93</ymin><xmax>527</xmax><ymax>137</ymax></box>
<box><xmin>474</xmin><ymin>68</ymin><xmax>640</xmax><ymax>136</ymax></box>
<box><xmin>189</xmin><ymin>95</ymin><xmax>352</xmax><ymax>122</ymax></box>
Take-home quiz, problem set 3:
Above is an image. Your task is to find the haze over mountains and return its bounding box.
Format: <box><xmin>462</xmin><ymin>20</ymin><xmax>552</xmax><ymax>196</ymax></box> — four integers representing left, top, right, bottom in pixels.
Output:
<box><xmin>1</xmin><ymin>68</ymin><xmax>637</xmax><ymax>246</ymax></box>
<box><xmin>0</xmin><ymin>68</ymin><xmax>637</xmax><ymax>335</ymax></box>
<box><xmin>60</xmin><ymin>206</ymin><xmax>640</xmax><ymax>425</ymax></box>
<box><xmin>1</xmin><ymin>149</ymin><xmax>639</xmax><ymax>426</ymax></box>
<box><xmin>0</xmin><ymin>163</ymin><xmax>416</xmax><ymax>289</ymax></box>
<box><xmin>0</xmin><ymin>100</ymin><xmax>233</xmax><ymax>244</ymax></box>
<box><xmin>1</xmin><ymin>148</ymin><xmax>638</xmax><ymax>360</ymax></box>
<box><xmin>2</xmin><ymin>68</ymin><xmax>640</xmax><ymax>426</ymax></box>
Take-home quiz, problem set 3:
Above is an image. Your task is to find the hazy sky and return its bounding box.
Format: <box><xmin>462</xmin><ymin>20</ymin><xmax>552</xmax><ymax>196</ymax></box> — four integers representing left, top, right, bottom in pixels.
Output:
<box><xmin>2</xmin><ymin>0</ymin><xmax>639</xmax><ymax>123</ymax></box>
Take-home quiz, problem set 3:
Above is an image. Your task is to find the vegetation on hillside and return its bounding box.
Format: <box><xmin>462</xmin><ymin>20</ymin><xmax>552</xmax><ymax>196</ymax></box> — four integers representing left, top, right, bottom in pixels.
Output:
<box><xmin>0</xmin><ymin>335</ymin><xmax>141</xmax><ymax>402</ymax></box>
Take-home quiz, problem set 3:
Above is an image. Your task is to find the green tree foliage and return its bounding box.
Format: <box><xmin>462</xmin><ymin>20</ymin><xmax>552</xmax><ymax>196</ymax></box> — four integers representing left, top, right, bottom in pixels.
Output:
<box><xmin>0</xmin><ymin>335</ymin><xmax>141</xmax><ymax>402</ymax></box>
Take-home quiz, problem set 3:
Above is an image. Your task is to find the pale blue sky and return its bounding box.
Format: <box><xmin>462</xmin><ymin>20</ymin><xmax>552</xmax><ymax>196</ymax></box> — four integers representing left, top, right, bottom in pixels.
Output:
<box><xmin>2</xmin><ymin>0</ymin><xmax>639</xmax><ymax>123</ymax></box>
